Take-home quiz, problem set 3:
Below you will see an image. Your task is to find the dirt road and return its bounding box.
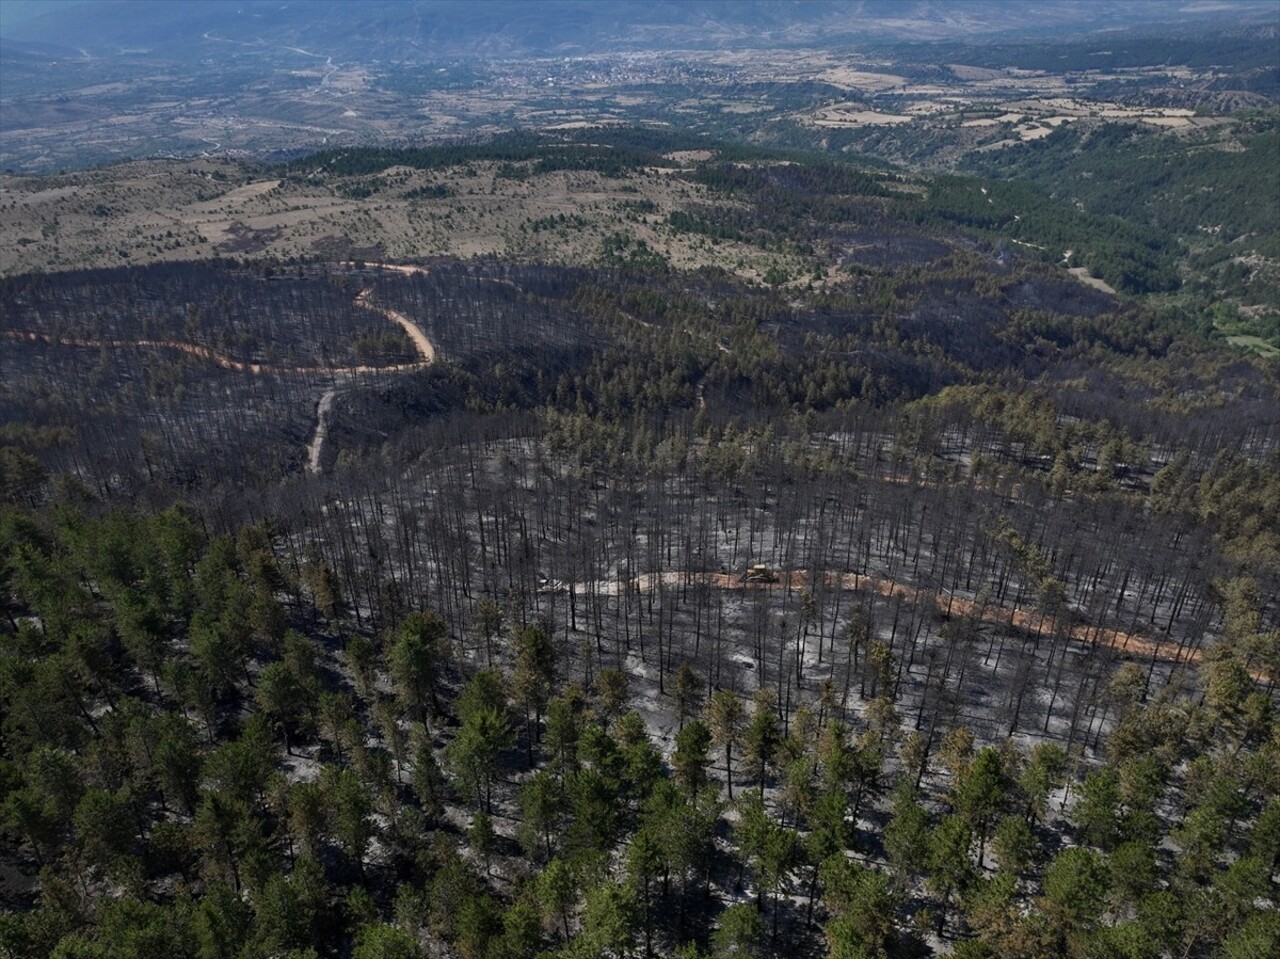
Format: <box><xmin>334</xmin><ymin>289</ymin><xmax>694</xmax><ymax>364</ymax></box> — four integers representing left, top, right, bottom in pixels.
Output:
<box><xmin>3</xmin><ymin>285</ymin><xmax>434</xmax><ymax>373</ymax></box>
<box><xmin>3</xmin><ymin>271</ymin><xmax>438</xmax><ymax>473</ymax></box>
<box><xmin>354</xmin><ymin>287</ymin><xmax>435</xmax><ymax>363</ymax></box>
<box><xmin>587</xmin><ymin>567</ymin><xmax>1252</xmax><ymax>680</ymax></box>
<box><xmin>306</xmin><ymin>388</ymin><xmax>337</xmax><ymax>473</ymax></box>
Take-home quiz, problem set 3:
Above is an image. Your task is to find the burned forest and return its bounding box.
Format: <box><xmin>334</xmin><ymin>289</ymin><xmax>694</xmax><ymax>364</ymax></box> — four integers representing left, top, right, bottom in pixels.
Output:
<box><xmin>2</xmin><ymin>122</ymin><xmax>1279</xmax><ymax>959</ymax></box>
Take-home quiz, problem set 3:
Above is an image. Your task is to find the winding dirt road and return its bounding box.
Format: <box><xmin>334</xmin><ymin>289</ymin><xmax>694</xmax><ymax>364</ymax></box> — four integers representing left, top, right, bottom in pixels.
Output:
<box><xmin>302</xmin><ymin>283</ymin><xmax>435</xmax><ymax>472</ymax></box>
<box><xmin>354</xmin><ymin>287</ymin><xmax>435</xmax><ymax>363</ymax></box>
<box><xmin>591</xmin><ymin>568</ymin><xmax>1257</xmax><ymax>680</ymax></box>
<box><xmin>3</xmin><ymin>269</ymin><xmax>437</xmax><ymax>473</ymax></box>
<box><xmin>2</xmin><ymin>286</ymin><xmax>435</xmax><ymax>375</ymax></box>
<box><xmin>306</xmin><ymin>389</ymin><xmax>338</xmax><ymax>474</ymax></box>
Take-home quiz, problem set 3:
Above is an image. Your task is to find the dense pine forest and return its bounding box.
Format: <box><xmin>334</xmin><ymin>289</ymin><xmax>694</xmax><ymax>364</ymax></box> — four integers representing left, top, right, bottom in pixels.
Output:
<box><xmin>2</xmin><ymin>122</ymin><xmax>1279</xmax><ymax>959</ymax></box>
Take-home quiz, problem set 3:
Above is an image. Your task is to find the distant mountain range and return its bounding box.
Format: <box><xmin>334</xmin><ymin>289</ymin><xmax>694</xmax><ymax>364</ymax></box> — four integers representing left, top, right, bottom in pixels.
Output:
<box><xmin>2</xmin><ymin>0</ymin><xmax>1275</xmax><ymax>174</ymax></box>
<box><xmin>3</xmin><ymin>0</ymin><xmax>1277</xmax><ymax>59</ymax></box>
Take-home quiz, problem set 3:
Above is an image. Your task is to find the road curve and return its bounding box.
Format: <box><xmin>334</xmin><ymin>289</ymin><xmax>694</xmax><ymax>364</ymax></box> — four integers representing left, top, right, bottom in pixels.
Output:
<box><xmin>2</xmin><ymin>286</ymin><xmax>435</xmax><ymax>375</ymax></box>
<box><xmin>354</xmin><ymin>287</ymin><xmax>435</xmax><ymax>363</ymax></box>
<box><xmin>3</xmin><ymin>274</ymin><xmax>439</xmax><ymax>475</ymax></box>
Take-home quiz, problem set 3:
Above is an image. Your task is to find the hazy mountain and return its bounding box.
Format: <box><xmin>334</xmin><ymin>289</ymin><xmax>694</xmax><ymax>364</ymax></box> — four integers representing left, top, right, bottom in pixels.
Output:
<box><xmin>2</xmin><ymin>1</ymin><xmax>1275</xmax><ymax>173</ymax></box>
<box><xmin>4</xmin><ymin>0</ymin><xmax>1277</xmax><ymax>59</ymax></box>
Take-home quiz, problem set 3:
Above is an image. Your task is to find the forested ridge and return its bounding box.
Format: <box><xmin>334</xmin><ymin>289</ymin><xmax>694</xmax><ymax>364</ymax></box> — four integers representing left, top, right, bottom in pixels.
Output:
<box><xmin>2</xmin><ymin>128</ymin><xmax>1279</xmax><ymax>959</ymax></box>
<box><xmin>963</xmin><ymin>117</ymin><xmax>1280</xmax><ymax>317</ymax></box>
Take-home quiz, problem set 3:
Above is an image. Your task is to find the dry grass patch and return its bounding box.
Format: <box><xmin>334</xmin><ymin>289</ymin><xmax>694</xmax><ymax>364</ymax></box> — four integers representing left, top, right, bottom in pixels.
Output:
<box><xmin>809</xmin><ymin>106</ymin><xmax>913</xmax><ymax>128</ymax></box>
<box><xmin>0</xmin><ymin>158</ymin><xmax>812</xmax><ymax>284</ymax></box>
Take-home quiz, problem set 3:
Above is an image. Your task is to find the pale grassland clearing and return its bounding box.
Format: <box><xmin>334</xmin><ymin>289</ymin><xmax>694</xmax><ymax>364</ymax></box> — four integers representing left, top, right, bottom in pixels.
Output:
<box><xmin>68</xmin><ymin>81</ymin><xmax>136</xmax><ymax>96</ymax></box>
<box><xmin>905</xmin><ymin>101</ymin><xmax>952</xmax><ymax>114</ymax></box>
<box><xmin>1225</xmin><ymin>335</ymin><xmax>1280</xmax><ymax>359</ymax></box>
<box><xmin>1006</xmin><ymin>97</ymin><xmax>1091</xmax><ymax>115</ymax></box>
<box><xmin>815</xmin><ymin>67</ymin><xmax>906</xmax><ymax>91</ymax></box>
<box><xmin>543</xmin><ymin>121</ymin><xmax>607</xmax><ymax>130</ymax></box>
<box><xmin>809</xmin><ymin>106</ymin><xmax>912</xmax><ymax>127</ymax></box>
<box><xmin>1069</xmin><ymin>267</ymin><xmax>1117</xmax><ymax>295</ymax></box>
<box><xmin>1001</xmin><ymin>98</ymin><xmax>1197</xmax><ymax>122</ymax></box>
<box><xmin>2</xmin><ymin>185</ymin><xmax>80</xmax><ymax>207</ymax></box>
<box><xmin>1100</xmin><ymin>106</ymin><xmax>1194</xmax><ymax>118</ymax></box>
<box><xmin>325</xmin><ymin>67</ymin><xmax>372</xmax><ymax>92</ymax></box>
<box><xmin>664</xmin><ymin>150</ymin><xmax>715</xmax><ymax>163</ymax></box>
<box><xmin>1017</xmin><ymin>121</ymin><xmax>1072</xmax><ymax>140</ymax></box>
<box><xmin>974</xmin><ymin>119</ymin><xmax>1078</xmax><ymax>149</ymax></box>
<box><xmin>947</xmin><ymin>64</ymin><xmax>1011</xmax><ymax>82</ymax></box>
<box><xmin>218</xmin><ymin>178</ymin><xmax>282</xmax><ymax>202</ymax></box>
<box><xmin>786</xmin><ymin>84</ymin><xmax>1212</xmax><ymax>153</ymax></box>
<box><xmin>897</xmin><ymin>85</ymin><xmax>951</xmax><ymax>96</ymax></box>
<box><xmin>0</xmin><ymin>157</ymin><xmax>815</xmax><ymax>285</ymax></box>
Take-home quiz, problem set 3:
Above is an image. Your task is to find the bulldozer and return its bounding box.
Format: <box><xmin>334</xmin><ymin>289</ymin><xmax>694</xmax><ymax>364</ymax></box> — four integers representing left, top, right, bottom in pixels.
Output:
<box><xmin>744</xmin><ymin>563</ymin><xmax>778</xmax><ymax>584</ymax></box>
